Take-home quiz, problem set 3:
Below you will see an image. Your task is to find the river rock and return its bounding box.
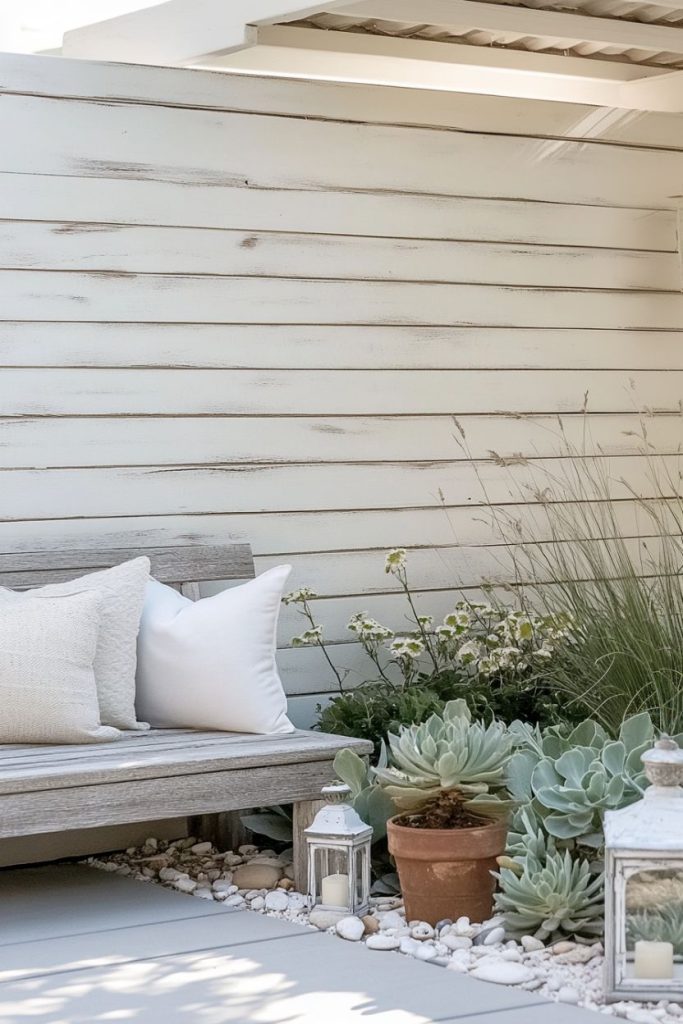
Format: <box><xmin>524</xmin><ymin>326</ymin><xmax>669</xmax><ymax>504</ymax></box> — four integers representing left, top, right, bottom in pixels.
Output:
<box><xmin>411</xmin><ymin>923</ymin><xmax>435</xmax><ymax>941</ymax></box>
<box><xmin>232</xmin><ymin>863</ymin><xmax>282</xmax><ymax>890</ymax></box>
<box><xmin>399</xmin><ymin>936</ymin><xmax>421</xmax><ymax>956</ymax></box>
<box><xmin>191</xmin><ymin>842</ymin><xmax>213</xmax><ymax>855</ymax></box>
<box><xmin>379</xmin><ymin>910</ymin><xmax>405</xmax><ymax>931</ymax></box>
<box><xmin>552</xmin><ymin>941</ymin><xmax>576</xmax><ymax>955</ymax></box>
<box><xmin>336</xmin><ymin>917</ymin><xmax>365</xmax><ymax>942</ymax></box>
<box><xmin>172</xmin><ymin>876</ymin><xmax>197</xmax><ymax>894</ymax></box>
<box><xmin>521</xmin><ymin>935</ymin><xmax>545</xmax><ymax>952</ymax></box>
<box><xmin>251</xmin><ymin>896</ymin><xmax>265</xmax><ymax>911</ymax></box>
<box><xmin>362</xmin><ymin>915</ymin><xmax>380</xmax><ymax>935</ymax></box>
<box><xmin>414</xmin><ymin>944</ymin><xmax>437</xmax><ymax>961</ymax></box>
<box><xmin>442</xmin><ymin>934</ymin><xmax>472</xmax><ymax>951</ymax></box>
<box><xmin>309</xmin><ymin>909</ymin><xmax>346</xmax><ymax>930</ymax></box>
<box><xmin>470</xmin><ymin>962</ymin><xmax>534</xmax><ymax>986</ymax></box>
<box><xmin>482</xmin><ymin>927</ymin><xmax>506</xmax><ymax>946</ymax></box>
<box><xmin>366</xmin><ymin>934</ymin><xmax>401</xmax><ymax>951</ymax></box>
<box><xmin>264</xmin><ymin>890</ymin><xmax>289</xmax><ymax>912</ymax></box>
<box><xmin>625</xmin><ymin>1011</ymin><xmax>660</xmax><ymax>1024</ymax></box>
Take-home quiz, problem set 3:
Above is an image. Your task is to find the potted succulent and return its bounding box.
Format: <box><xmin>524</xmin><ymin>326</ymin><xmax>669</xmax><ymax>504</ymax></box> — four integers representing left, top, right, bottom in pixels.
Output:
<box><xmin>374</xmin><ymin>700</ymin><xmax>515</xmax><ymax>925</ymax></box>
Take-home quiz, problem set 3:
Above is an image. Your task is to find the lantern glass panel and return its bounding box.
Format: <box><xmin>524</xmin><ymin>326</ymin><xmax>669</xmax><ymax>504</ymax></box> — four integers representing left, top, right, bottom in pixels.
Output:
<box><xmin>621</xmin><ymin>867</ymin><xmax>683</xmax><ymax>984</ymax></box>
<box><xmin>354</xmin><ymin>847</ymin><xmax>367</xmax><ymax>906</ymax></box>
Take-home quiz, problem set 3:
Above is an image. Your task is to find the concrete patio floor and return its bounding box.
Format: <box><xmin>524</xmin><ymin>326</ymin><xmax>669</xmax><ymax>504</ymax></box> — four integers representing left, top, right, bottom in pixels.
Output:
<box><xmin>0</xmin><ymin>864</ymin><xmax>600</xmax><ymax>1024</ymax></box>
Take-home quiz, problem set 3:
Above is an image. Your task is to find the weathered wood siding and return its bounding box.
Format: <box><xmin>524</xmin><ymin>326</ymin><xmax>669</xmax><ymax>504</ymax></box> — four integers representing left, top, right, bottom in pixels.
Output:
<box><xmin>1</xmin><ymin>53</ymin><xmax>682</xmax><ymax>726</ymax></box>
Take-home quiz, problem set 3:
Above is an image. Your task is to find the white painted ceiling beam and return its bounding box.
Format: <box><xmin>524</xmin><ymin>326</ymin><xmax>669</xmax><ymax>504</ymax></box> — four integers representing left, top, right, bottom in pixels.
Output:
<box><xmin>195</xmin><ymin>24</ymin><xmax>683</xmax><ymax>111</ymax></box>
<box><xmin>61</xmin><ymin>0</ymin><xmax>348</xmax><ymax>64</ymax></box>
<box><xmin>330</xmin><ymin>0</ymin><xmax>683</xmax><ymax>57</ymax></box>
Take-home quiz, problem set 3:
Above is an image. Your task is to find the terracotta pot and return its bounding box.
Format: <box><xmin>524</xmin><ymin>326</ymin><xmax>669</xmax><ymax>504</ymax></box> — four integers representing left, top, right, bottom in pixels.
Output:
<box><xmin>387</xmin><ymin>814</ymin><xmax>507</xmax><ymax>926</ymax></box>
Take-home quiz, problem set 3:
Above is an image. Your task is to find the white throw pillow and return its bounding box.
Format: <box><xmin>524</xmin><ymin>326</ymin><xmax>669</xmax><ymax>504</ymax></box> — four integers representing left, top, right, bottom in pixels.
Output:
<box><xmin>0</xmin><ymin>591</ymin><xmax>120</xmax><ymax>744</ymax></box>
<box><xmin>136</xmin><ymin>565</ymin><xmax>294</xmax><ymax>735</ymax></box>
<box><xmin>0</xmin><ymin>557</ymin><xmax>150</xmax><ymax>731</ymax></box>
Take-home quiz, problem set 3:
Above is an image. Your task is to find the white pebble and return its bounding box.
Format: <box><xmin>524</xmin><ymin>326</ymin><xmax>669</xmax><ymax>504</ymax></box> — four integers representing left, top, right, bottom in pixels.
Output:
<box><xmin>250</xmin><ymin>896</ymin><xmax>265</xmax><ymax>911</ymax></box>
<box><xmin>264</xmin><ymin>890</ymin><xmax>289</xmax><ymax>912</ymax></box>
<box><xmin>399</xmin><ymin>936</ymin><xmax>421</xmax><ymax>956</ymax></box>
<box><xmin>483</xmin><ymin>927</ymin><xmax>506</xmax><ymax>946</ymax></box>
<box><xmin>191</xmin><ymin>842</ymin><xmax>213</xmax><ymax>855</ymax></box>
<box><xmin>626</xmin><ymin>1012</ymin><xmax>660</xmax><ymax>1024</ymax></box>
<box><xmin>521</xmin><ymin>935</ymin><xmax>545</xmax><ymax>952</ymax></box>
<box><xmin>470</xmin><ymin>962</ymin><xmax>534</xmax><ymax>986</ymax></box>
<box><xmin>379</xmin><ymin>910</ymin><xmax>405</xmax><ymax>931</ymax></box>
<box><xmin>414</xmin><ymin>944</ymin><xmax>437</xmax><ymax>961</ymax></box>
<box><xmin>336</xmin><ymin>917</ymin><xmax>365</xmax><ymax>942</ymax></box>
<box><xmin>172</xmin><ymin>876</ymin><xmax>197</xmax><ymax>894</ymax></box>
<box><xmin>442</xmin><ymin>935</ymin><xmax>472</xmax><ymax>951</ymax></box>
<box><xmin>224</xmin><ymin>894</ymin><xmax>245</xmax><ymax>907</ymax></box>
<box><xmin>366</xmin><ymin>934</ymin><xmax>400</xmax><ymax>951</ymax></box>
<box><xmin>411</xmin><ymin>923</ymin><xmax>435</xmax><ymax>941</ymax></box>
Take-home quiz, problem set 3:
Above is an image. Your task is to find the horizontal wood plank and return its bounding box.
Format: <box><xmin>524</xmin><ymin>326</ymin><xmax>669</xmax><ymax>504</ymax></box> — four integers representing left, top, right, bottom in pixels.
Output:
<box><xmin>0</xmin><ymin>457</ymin><xmax>677</xmax><ymax>520</ymax></box>
<box><xmin>0</xmin><ymin>412</ymin><xmax>678</xmax><ymax>468</ymax></box>
<box><xmin>2</xmin><ymin>95</ymin><xmax>683</xmax><ymax>208</ymax></box>
<box><xmin>2</xmin><ymin>52</ymin><xmax>683</xmax><ymax>151</ymax></box>
<box><xmin>3</xmin><ymin>324</ymin><xmax>683</xmax><ymax>370</ymax></box>
<box><xmin>0</xmin><ymin>545</ymin><xmax>254</xmax><ymax>589</ymax></box>
<box><xmin>0</xmin><ymin>757</ymin><xmax>368</xmax><ymax>838</ymax></box>
<box><xmin>0</xmin><ymin>368</ymin><xmax>679</xmax><ymax>416</ymax></box>
<box><xmin>3</xmin><ymin>222</ymin><xmax>677</xmax><ymax>290</ymax></box>
<box><xmin>0</xmin><ymin>175</ymin><xmax>675</xmax><ymax>250</ymax></box>
<box><xmin>0</xmin><ymin>730</ymin><xmax>371</xmax><ymax>792</ymax></box>
<box><xmin>1</xmin><ymin>274</ymin><xmax>681</xmax><ymax>327</ymax></box>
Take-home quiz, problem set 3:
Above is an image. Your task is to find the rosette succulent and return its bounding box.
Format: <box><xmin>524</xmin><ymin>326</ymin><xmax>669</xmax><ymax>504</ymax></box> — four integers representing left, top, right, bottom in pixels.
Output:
<box><xmin>508</xmin><ymin>713</ymin><xmax>655</xmax><ymax>847</ymax></box>
<box><xmin>371</xmin><ymin>699</ymin><xmax>515</xmax><ymax>817</ymax></box>
<box><xmin>494</xmin><ymin>841</ymin><xmax>604</xmax><ymax>941</ymax></box>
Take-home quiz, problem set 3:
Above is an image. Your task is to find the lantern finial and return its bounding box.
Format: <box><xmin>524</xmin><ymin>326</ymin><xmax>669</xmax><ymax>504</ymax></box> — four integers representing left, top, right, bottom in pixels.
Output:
<box><xmin>641</xmin><ymin>735</ymin><xmax>683</xmax><ymax>789</ymax></box>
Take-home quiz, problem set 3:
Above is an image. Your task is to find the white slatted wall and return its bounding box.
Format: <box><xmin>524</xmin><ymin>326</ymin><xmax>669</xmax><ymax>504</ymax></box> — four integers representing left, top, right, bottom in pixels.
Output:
<box><xmin>1</xmin><ymin>53</ymin><xmax>682</xmax><ymax>726</ymax></box>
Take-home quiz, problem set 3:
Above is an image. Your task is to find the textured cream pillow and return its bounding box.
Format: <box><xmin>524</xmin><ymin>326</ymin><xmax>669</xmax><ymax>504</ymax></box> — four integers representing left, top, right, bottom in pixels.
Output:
<box><xmin>136</xmin><ymin>565</ymin><xmax>294</xmax><ymax>735</ymax></box>
<box><xmin>0</xmin><ymin>557</ymin><xmax>150</xmax><ymax>731</ymax></box>
<box><xmin>0</xmin><ymin>591</ymin><xmax>120</xmax><ymax>744</ymax></box>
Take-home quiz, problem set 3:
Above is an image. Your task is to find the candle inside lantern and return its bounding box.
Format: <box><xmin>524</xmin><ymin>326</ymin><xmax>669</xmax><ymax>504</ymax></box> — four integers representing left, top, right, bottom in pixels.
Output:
<box><xmin>634</xmin><ymin>940</ymin><xmax>674</xmax><ymax>979</ymax></box>
<box><xmin>321</xmin><ymin>872</ymin><xmax>349</xmax><ymax>907</ymax></box>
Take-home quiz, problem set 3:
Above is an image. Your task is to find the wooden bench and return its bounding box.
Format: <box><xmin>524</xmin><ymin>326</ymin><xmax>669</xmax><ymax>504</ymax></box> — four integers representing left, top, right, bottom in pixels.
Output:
<box><xmin>0</xmin><ymin>544</ymin><xmax>372</xmax><ymax>887</ymax></box>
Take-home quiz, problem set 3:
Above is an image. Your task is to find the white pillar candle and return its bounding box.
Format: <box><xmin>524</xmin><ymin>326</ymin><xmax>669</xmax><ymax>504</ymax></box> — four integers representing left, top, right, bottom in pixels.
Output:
<box><xmin>634</xmin><ymin>940</ymin><xmax>674</xmax><ymax>979</ymax></box>
<box><xmin>321</xmin><ymin>872</ymin><xmax>349</xmax><ymax>907</ymax></box>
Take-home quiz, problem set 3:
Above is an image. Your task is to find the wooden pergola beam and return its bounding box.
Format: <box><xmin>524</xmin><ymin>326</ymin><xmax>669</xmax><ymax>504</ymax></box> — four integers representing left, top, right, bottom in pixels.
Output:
<box><xmin>329</xmin><ymin>0</ymin><xmax>683</xmax><ymax>57</ymax></box>
<box><xmin>61</xmin><ymin>0</ymin><xmax>348</xmax><ymax>64</ymax></box>
<box><xmin>198</xmin><ymin>23</ymin><xmax>683</xmax><ymax>111</ymax></box>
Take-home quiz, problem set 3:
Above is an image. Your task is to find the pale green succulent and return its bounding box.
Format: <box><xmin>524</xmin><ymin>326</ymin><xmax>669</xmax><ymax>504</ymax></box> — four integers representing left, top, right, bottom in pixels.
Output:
<box><xmin>371</xmin><ymin>699</ymin><xmax>515</xmax><ymax>816</ymax></box>
<box><xmin>494</xmin><ymin>842</ymin><xmax>604</xmax><ymax>942</ymax></box>
<box><xmin>333</xmin><ymin>746</ymin><xmax>396</xmax><ymax>843</ymax></box>
<box><xmin>508</xmin><ymin>712</ymin><xmax>655</xmax><ymax>847</ymax></box>
<box><xmin>627</xmin><ymin>903</ymin><xmax>683</xmax><ymax>955</ymax></box>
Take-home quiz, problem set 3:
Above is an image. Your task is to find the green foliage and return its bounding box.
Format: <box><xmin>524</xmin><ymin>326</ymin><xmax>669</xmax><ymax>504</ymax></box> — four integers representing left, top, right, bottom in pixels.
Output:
<box><xmin>627</xmin><ymin>904</ymin><xmax>683</xmax><ymax>955</ymax></box>
<box><xmin>482</xmin><ymin>423</ymin><xmax>683</xmax><ymax>737</ymax></box>
<box><xmin>317</xmin><ymin>682</ymin><xmax>447</xmax><ymax>759</ymax></box>
<box><xmin>509</xmin><ymin>713</ymin><xmax>655</xmax><ymax>847</ymax></box>
<box><xmin>240</xmin><ymin>805</ymin><xmax>294</xmax><ymax>844</ymax></box>
<box><xmin>332</xmin><ymin>747</ymin><xmax>396</xmax><ymax>843</ymax></box>
<box><xmin>372</xmin><ymin>699</ymin><xmax>515</xmax><ymax>817</ymax></box>
<box><xmin>494</xmin><ymin>841</ymin><xmax>604</xmax><ymax>942</ymax></box>
<box><xmin>286</xmin><ymin>550</ymin><xmax>569</xmax><ymax>751</ymax></box>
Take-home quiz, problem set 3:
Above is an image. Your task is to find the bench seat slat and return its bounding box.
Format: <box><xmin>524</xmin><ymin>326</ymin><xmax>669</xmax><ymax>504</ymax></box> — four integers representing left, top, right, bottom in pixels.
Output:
<box><xmin>0</xmin><ymin>544</ymin><xmax>255</xmax><ymax>588</ymax></box>
<box><xmin>0</xmin><ymin>730</ymin><xmax>372</xmax><ymax>794</ymax></box>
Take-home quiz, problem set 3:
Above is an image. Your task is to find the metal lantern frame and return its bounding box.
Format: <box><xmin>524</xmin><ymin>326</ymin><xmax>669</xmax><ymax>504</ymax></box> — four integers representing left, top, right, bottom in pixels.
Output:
<box><xmin>305</xmin><ymin>782</ymin><xmax>373</xmax><ymax>916</ymax></box>
<box><xmin>604</xmin><ymin>737</ymin><xmax>683</xmax><ymax>1002</ymax></box>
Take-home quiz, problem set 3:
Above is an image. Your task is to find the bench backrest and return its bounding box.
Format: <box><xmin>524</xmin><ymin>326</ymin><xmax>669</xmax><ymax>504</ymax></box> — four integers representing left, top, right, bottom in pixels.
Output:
<box><xmin>0</xmin><ymin>544</ymin><xmax>255</xmax><ymax>599</ymax></box>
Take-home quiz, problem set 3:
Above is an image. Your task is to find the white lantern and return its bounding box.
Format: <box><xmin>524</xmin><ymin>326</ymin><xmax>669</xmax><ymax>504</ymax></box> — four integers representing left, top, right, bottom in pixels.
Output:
<box><xmin>305</xmin><ymin>782</ymin><xmax>372</xmax><ymax>916</ymax></box>
<box><xmin>605</xmin><ymin>736</ymin><xmax>683</xmax><ymax>1001</ymax></box>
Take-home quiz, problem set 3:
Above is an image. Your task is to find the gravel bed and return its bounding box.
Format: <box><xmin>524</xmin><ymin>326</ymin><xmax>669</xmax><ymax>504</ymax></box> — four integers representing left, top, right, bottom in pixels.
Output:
<box><xmin>85</xmin><ymin>836</ymin><xmax>682</xmax><ymax>1024</ymax></box>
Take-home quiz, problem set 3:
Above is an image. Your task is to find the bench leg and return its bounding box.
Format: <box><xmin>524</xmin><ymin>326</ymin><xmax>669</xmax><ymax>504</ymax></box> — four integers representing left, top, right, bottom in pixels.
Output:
<box><xmin>292</xmin><ymin>798</ymin><xmax>325</xmax><ymax>893</ymax></box>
